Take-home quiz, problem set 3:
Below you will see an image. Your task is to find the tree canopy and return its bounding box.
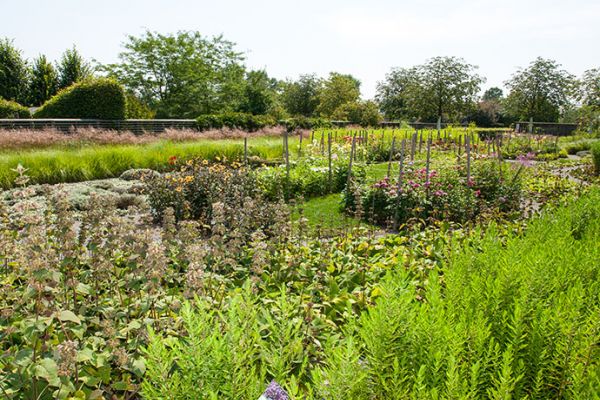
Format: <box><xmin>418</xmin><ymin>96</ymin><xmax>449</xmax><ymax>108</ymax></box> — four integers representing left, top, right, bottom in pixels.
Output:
<box><xmin>376</xmin><ymin>57</ymin><xmax>484</xmax><ymax>122</ymax></box>
<box><xmin>504</xmin><ymin>57</ymin><xmax>576</xmax><ymax>122</ymax></box>
<box><xmin>0</xmin><ymin>38</ymin><xmax>29</xmax><ymax>103</ymax></box>
<box><xmin>281</xmin><ymin>74</ymin><xmax>321</xmax><ymax>117</ymax></box>
<box><xmin>28</xmin><ymin>55</ymin><xmax>58</xmax><ymax>106</ymax></box>
<box><xmin>103</xmin><ymin>30</ymin><xmax>246</xmax><ymax>118</ymax></box>
<box><xmin>57</xmin><ymin>47</ymin><xmax>92</xmax><ymax>90</ymax></box>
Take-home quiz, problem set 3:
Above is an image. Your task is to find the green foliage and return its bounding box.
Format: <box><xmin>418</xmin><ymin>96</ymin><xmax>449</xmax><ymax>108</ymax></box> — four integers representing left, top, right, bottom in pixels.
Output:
<box><xmin>238</xmin><ymin>69</ymin><xmax>279</xmax><ymax>115</ymax></box>
<box><xmin>0</xmin><ymin>98</ymin><xmax>31</xmax><ymax>118</ymax></box>
<box><xmin>281</xmin><ymin>74</ymin><xmax>322</xmax><ymax>117</ymax></box>
<box><xmin>34</xmin><ymin>78</ymin><xmax>126</xmax><ymax>119</ymax></box>
<box><xmin>125</xmin><ymin>93</ymin><xmax>155</xmax><ymax>119</ymax></box>
<box><xmin>319</xmin><ymin>189</ymin><xmax>600</xmax><ymax>399</ymax></box>
<box><xmin>28</xmin><ymin>55</ymin><xmax>59</xmax><ymax>106</ymax></box>
<box><xmin>102</xmin><ymin>30</ymin><xmax>246</xmax><ymax>118</ymax></box>
<box><xmin>332</xmin><ymin>100</ymin><xmax>382</xmax><ymax>126</ymax></box>
<box><xmin>0</xmin><ymin>38</ymin><xmax>29</xmax><ymax>103</ymax></box>
<box><xmin>57</xmin><ymin>46</ymin><xmax>92</xmax><ymax>90</ymax></box>
<box><xmin>196</xmin><ymin>112</ymin><xmax>277</xmax><ymax>131</ymax></box>
<box><xmin>592</xmin><ymin>141</ymin><xmax>600</xmax><ymax>175</ymax></box>
<box><xmin>0</xmin><ymin>138</ymin><xmax>286</xmax><ymax>189</ymax></box>
<box><xmin>505</xmin><ymin>57</ymin><xmax>576</xmax><ymax>122</ymax></box>
<box><xmin>376</xmin><ymin>57</ymin><xmax>484</xmax><ymax>122</ymax></box>
<box><xmin>141</xmin><ymin>189</ymin><xmax>600</xmax><ymax>398</ymax></box>
<box><xmin>316</xmin><ymin>72</ymin><xmax>361</xmax><ymax>117</ymax></box>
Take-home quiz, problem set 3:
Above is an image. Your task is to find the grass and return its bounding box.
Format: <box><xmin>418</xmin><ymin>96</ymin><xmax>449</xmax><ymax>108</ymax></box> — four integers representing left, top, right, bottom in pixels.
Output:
<box><xmin>0</xmin><ymin>138</ymin><xmax>289</xmax><ymax>188</ymax></box>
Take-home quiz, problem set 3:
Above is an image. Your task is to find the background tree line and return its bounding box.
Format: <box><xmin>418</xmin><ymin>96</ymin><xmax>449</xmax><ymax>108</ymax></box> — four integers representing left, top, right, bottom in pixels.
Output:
<box><xmin>1</xmin><ymin>31</ymin><xmax>598</xmax><ymax>128</ymax></box>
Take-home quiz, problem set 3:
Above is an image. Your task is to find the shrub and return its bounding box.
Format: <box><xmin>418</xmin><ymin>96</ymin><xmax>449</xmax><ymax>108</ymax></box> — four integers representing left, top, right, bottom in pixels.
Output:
<box><xmin>592</xmin><ymin>141</ymin><xmax>600</xmax><ymax>175</ymax></box>
<box><xmin>33</xmin><ymin>78</ymin><xmax>126</xmax><ymax>119</ymax></box>
<box><xmin>196</xmin><ymin>112</ymin><xmax>277</xmax><ymax>131</ymax></box>
<box><xmin>125</xmin><ymin>93</ymin><xmax>155</xmax><ymax>119</ymax></box>
<box><xmin>332</xmin><ymin>101</ymin><xmax>382</xmax><ymax>127</ymax></box>
<box><xmin>0</xmin><ymin>98</ymin><xmax>31</xmax><ymax>118</ymax></box>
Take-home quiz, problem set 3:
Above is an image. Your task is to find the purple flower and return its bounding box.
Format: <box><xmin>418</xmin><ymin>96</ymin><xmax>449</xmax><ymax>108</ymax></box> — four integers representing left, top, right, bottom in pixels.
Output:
<box><xmin>261</xmin><ymin>380</ymin><xmax>289</xmax><ymax>400</ymax></box>
<box><xmin>516</xmin><ymin>152</ymin><xmax>535</xmax><ymax>167</ymax></box>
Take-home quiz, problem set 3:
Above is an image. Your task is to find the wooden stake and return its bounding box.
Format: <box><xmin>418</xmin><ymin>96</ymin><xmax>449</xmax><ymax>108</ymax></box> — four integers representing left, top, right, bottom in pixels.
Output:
<box><xmin>328</xmin><ymin>132</ymin><xmax>333</xmax><ymax>192</ymax></box>
<box><xmin>466</xmin><ymin>135</ymin><xmax>471</xmax><ymax>184</ymax></box>
<box><xmin>387</xmin><ymin>136</ymin><xmax>396</xmax><ymax>178</ymax></box>
<box><xmin>347</xmin><ymin>133</ymin><xmax>357</xmax><ymax>186</ymax></box>
<box><xmin>244</xmin><ymin>136</ymin><xmax>248</xmax><ymax>164</ymax></box>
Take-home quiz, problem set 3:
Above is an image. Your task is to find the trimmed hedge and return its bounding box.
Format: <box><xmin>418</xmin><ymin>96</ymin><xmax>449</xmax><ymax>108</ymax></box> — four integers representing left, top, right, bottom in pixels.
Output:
<box><xmin>0</xmin><ymin>98</ymin><xmax>31</xmax><ymax>118</ymax></box>
<box><xmin>34</xmin><ymin>78</ymin><xmax>126</xmax><ymax>119</ymax></box>
<box><xmin>196</xmin><ymin>112</ymin><xmax>277</xmax><ymax>131</ymax></box>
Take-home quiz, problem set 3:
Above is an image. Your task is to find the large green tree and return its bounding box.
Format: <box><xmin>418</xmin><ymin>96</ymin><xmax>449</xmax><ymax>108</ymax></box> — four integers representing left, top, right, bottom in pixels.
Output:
<box><xmin>375</xmin><ymin>67</ymin><xmax>418</xmax><ymax>120</ymax></box>
<box><xmin>57</xmin><ymin>46</ymin><xmax>92</xmax><ymax>90</ymax></box>
<box><xmin>103</xmin><ymin>30</ymin><xmax>246</xmax><ymax>118</ymax></box>
<box><xmin>238</xmin><ymin>69</ymin><xmax>278</xmax><ymax>115</ymax></box>
<box><xmin>28</xmin><ymin>55</ymin><xmax>58</xmax><ymax>106</ymax></box>
<box><xmin>578</xmin><ymin>68</ymin><xmax>600</xmax><ymax>107</ymax></box>
<box><xmin>0</xmin><ymin>38</ymin><xmax>29</xmax><ymax>103</ymax></box>
<box><xmin>281</xmin><ymin>74</ymin><xmax>322</xmax><ymax>117</ymax></box>
<box><xmin>504</xmin><ymin>57</ymin><xmax>576</xmax><ymax>122</ymax></box>
<box><xmin>376</xmin><ymin>57</ymin><xmax>483</xmax><ymax>122</ymax></box>
<box><xmin>316</xmin><ymin>72</ymin><xmax>361</xmax><ymax>118</ymax></box>
<box><xmin>412</xmin><ymin>56</ymin><xmax>484</xmax><ymax>122</ymax></box>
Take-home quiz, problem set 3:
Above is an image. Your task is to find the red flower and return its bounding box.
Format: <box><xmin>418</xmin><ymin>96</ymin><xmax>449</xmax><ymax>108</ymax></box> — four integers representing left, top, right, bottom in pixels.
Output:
<box><xmin>168</xmin><ymin>156</ymin><xmax>177</xmax><ymax>165</ymax></box>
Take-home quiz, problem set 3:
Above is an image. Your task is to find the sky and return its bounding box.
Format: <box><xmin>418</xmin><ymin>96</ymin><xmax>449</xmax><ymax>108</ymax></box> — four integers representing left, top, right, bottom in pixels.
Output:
<box><xmin>2</xmin><ymin>0</ymin><xmax>599</xmax><ymax>99</ymax></box>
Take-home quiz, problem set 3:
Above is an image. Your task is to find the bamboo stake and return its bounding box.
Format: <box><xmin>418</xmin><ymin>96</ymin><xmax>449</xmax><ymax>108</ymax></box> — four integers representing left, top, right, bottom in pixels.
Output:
<box><xmin>466</xmin><ymin>135</ymin><xmax>471</xmax><ymax>184</ymax></box>
<box><xmin>328</xmin><ymin>132</ymin><xmax>332</xmax><ymax>192</ymax></box>
<box><xmin>387</xmin><ymin>136</ymin><xmax>396</xmax><ymax>178</ymax></box>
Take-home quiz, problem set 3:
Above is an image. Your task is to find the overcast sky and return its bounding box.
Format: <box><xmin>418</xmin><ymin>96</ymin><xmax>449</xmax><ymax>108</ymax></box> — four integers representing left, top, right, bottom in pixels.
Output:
<box><xmin>2</xmin><ymin>0</ymin><xmax>599</xmax><ymax>99</ymax></box>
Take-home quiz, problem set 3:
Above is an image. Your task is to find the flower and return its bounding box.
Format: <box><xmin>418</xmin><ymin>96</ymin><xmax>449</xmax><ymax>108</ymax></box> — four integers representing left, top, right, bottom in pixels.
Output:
<box><xmin>260</xmin><ymin>381</ymin><xmax>289</xmax><ymax>400</ymax></box>
<box><xmin>168</xmin><ymin>156</ymin><xmax>177</xmax><ymax>165</ymax></box>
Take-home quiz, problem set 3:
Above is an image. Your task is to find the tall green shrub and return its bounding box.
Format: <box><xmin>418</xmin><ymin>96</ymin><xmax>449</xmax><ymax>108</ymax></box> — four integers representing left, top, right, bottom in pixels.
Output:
<box><xmin>0</xmin><ymin>98</ymin><xmax>31</xmax><ymax>118</ymax></box>
<box><xmin>34</xmin><ymin>78</ymin><xmax>126</xmax><ymax>119</ymax></box>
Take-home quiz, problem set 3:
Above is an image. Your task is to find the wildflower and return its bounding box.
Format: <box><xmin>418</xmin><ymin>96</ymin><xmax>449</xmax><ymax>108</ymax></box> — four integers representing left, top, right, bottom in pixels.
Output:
<box><xmin>168</xmin><ymin>156</ymin><xmax>177</xmax><ymax>165</ymax></box>
<box><xmin>260</xmin><ymin>381</ymin><xmax>289</xmax><ymax>400</ymax></box>
<box><xmin>474</xmin><ymin>189</ymin><xmax>481</xmax><ymax>197</ymax></box>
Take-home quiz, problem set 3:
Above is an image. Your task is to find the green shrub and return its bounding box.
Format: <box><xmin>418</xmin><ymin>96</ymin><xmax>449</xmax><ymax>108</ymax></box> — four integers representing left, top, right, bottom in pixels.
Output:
<box><xmin>33</xmin><ymin>78</ymin><xmax>126</xmax><ymax>119</ymax></box>
<box><xmin>196</xmin><ymin>112</ymin><xmax>277</xmax><ymax>131</ymax></box>
<box><xmin>125</xmin><ymin>93</ymin><xmax>154</xmax><ymax>119</ymax></box>
<box><xmin>0</xmin><ymin>98</ymin><xmax>31</xmax><ymax>118</ymax></box>
<box><xmin>592</xmin><ymin>141</ymin><xmax>600</xmax><ymax>175</ymax></box>
<box><xmin>196</xmin><ymin>114</ymin><xmax>224</xmax><ymax>130</ymax></box>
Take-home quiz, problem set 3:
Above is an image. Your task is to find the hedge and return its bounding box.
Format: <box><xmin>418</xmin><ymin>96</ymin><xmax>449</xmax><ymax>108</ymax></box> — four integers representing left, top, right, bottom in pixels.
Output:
<box><xmin>0</xmin><ymin>98</ymin><xmax>31</xmax><ymax>118</ymax></box>
<box><xmin>196</xmin><ymin>112</ymin><xmax>277</xmax><ymax>131</ymax></box>
<box><xmin>34</xmin><ymin>78</ymin><xmax>126</xmax><ymax>119</ymax></box>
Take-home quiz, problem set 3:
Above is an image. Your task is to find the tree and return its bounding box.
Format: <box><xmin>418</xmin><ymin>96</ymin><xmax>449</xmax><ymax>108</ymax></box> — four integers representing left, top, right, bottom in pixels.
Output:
<box><xmin>316</xmin><ymin>72</ymin><xmax>361</xmax><ymax>118</ymax></box>
<box><xmin>238</xmin><ymin>70</ymin><xmax>278</xmax><ymax>115</ymax></box>
<box><xmin>578</xmin><ymin>68</ymin><xmax>600</xmax><ymax>107</ymax></box>
<box><xmin>412</xmin><ymin>56</ymin><xmax>484</xmax><ymax>122</ymax></box>
<box><xmin>482</xmin><ymin>87</ymin><xmax>503</xmax><ymax>101</ymax></box>
<box><xmin>57</xmin><ymin>46</ymin><xmax>92</xmax><ymax>89</ymax></box>
<box><xmin>0</xmin><ymin>38</ymin><xmax>29</xmax><ymax>103</ymax></box>
<box><xmin>375</xmin><ymin>67</ymin><xmax>418</xmax><ymax>120</ymax></box>
<box><xmin>103</xmin><ymin>30</ymin><xmax>246</xmax><ymax>118</ymax></box>
<box><xmin>504</xmin><ymin>57</ymin><xmax>576</xmax><ymax>122</ymax></box>
<box><xmin>576</xmin><ymin>68</ymin><xmax>600</xmax><ymax>130</ymax></box>
<box><xmin>281</xmin><ymin>74</ymin><xmax>322</xmax><ymax>117</ymax></box>
<box><xmin>332</xmin><ymin>100</ymin><xmax>382</xmax><ymax>126</ymax></box>
<box><xmin>28</xmin><ymin>55</ymin><xmax>58</xmax><ymax>106</ymax></box>
<box><xmin>377</xmin><ymin>57</ymin><xmax>483</xmax><ymax>122</ymax></box>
